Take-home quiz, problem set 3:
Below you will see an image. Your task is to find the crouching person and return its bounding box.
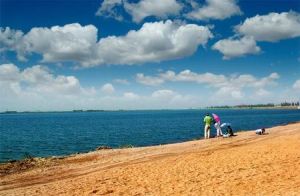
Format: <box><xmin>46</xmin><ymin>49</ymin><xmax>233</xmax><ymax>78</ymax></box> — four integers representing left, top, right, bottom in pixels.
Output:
<box><xmin>221</xmin><ymin>123</ymin><xmax>234</xmax><ymax>137</ymax></box>
<box><xmin>255</xmin><ymin>128</ymin><xmax>266</xmax><ymax>135</ymax></box>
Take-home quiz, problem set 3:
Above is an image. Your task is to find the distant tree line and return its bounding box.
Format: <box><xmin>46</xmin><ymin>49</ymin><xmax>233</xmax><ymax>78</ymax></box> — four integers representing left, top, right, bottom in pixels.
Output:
<box><xmin>236</xmin><ymin>103</ymin><xmax>275</xmax><ymax>108</ymax></box>
<box><xmin>280</xmin><ymin>102</ymin><xmax>300</xmax><ymax>106</ymax></box>
<box><xmin>208</xmin><ymin>102</ymin><xmax>300</xmax><ymax>109</ymax></box>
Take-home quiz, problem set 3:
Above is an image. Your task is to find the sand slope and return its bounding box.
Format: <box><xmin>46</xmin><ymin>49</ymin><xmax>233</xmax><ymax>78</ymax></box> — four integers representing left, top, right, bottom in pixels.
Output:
<box><xmin>1</xmin><ymin>123</ymin><xmax>300</xmax><ymax>195</ymax></box>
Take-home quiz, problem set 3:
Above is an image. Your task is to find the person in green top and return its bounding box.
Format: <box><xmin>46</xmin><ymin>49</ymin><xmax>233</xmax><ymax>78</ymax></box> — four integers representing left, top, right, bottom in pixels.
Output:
<box><xmin>203</xmin><ymin>113</ymin><xmax>213</xmax><ymax>139</ymax></box>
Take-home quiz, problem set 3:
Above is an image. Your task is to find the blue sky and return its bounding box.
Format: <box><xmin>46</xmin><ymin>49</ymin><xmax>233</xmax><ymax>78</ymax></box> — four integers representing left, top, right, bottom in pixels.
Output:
<box><xmin>0</xmin><ymin>0</ymin><xmax>300</xmax><ymax>111</ymax></box>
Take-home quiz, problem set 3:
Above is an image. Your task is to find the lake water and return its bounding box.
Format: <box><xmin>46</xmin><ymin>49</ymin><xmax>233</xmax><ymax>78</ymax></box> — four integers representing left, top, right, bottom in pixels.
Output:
<box><xmin>1</xmin><ymin>109</ymin><xmax>300</xmax><ymax>162</ymax></box>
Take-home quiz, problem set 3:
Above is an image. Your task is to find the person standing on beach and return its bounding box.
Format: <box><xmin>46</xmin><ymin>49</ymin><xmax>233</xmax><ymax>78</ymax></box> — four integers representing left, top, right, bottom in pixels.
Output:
<box><xmin>212</xmin><ymin>113</ymin><xmax>223</xmax><ymax>137</ymax></box>
<box><xmin>203</xmin><ymin>113</ymin><xmax>213</xmax><ymax>139</ymax></box>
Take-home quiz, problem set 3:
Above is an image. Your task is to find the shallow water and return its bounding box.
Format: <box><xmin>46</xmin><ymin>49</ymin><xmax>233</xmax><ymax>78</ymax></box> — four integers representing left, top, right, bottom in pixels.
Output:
<box><xmin>1</xmin><ymin>109</ymin><xmax>300</xmax><ymax>162</ymax></box>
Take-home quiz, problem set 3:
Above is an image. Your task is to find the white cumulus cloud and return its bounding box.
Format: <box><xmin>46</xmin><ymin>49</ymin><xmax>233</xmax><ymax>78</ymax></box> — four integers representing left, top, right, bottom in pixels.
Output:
<box><xmin>137</xmin><ymin>69</ymin><xmax>279</xmax><ymax>89</ymax></box>
<box><xmin>0</xmin><ymin>64</ymin><xmax>291</xmax><ymax>111</ymax></box>
<box><xmin>186</xmin><ymin>0</ymin><xmax>242</xmax><ymax>21</ymax></box>
<box><xmin>101</xmin><ymin>83</ymin><xmax>115</xmax><ymax>94</ymax></box>
<box><xmin>136</xmin><ymin>69</ymin><xmax>228</xmax><ymax>86</ymax></box>
<box><xmin>2</xmin><ymin>64</ymin><xmax>83</xmax><ymax>95</ymax></box>
<box><xmin>215</xmin><ymin>86</ymin><xmax>244</xmax><ymax>100</ymax></box>
<box><xmin>136</xmin><ymin>70</ymin><xmax>280</xmax><ymax>100</ymax></box>
<box><xmin>151</xmin><ymin>89</ymin><xmax>178</xmax><ymax>99</ymax></box>
<box><xmin>136</xmin><ymin>73</ymin><xmax>165</xmax><ymax>86</ymax></box>
<box><xmin>0</xmin><ymin>64</ymin><xmax>99</xmax><ymax>111</ymax></box>
<box><xmin>124</xmin><ymin>0</ymin><xmax>182</xmax><ymax>23</ymax></box>
<box><xmin>96</xmin><ymin>0</ymin><xmax>182</xmax><ymax>23</ymax></box>
<box><xmin>212</xmin><ymin>11</ymin><xmax>300</xmax><ymax>60</ymax></box>
<box><xmin>94</xmin><ymin>20</ymin><xmax>213</xmax><ymax>66</ymax></box>
<box><xmin>0</xmin><ymin>64</ymin><xmax>199</xmax><ymax>110</ymax></box>
<box><xmin>293</xmin><ymin>79</ymin><xmax>300</xmax><ymax>90</ymax></box>
<box><xmin>255</xmin><ymin>88</ymin><xmax>271</xmax><ymax>97</ymax></box>
<box><xmin>212</xmin><ymin>36</ymin><xmax>261</xmax><ymax>59</ymax></box>
<box><xmin>95</xmin><ymin>0</ymin><xmax>124</xmax><ymax>21</ymax></box>
<box><xmin>0</xmin><ymin>63</ymin><xmax>20</xmax><ymax>81</ymax></box>
<box><xmin>0</xmin><ymin>23</ymin><xmax>98</xmax><ymax>63</ymax></box>
<box><xmin>123</xmin><ymin>92</ymin><xmax>140</xmax><ymax>99</ymax></box>
<box><xmin>236</xmin><ymin>11</ymin><xmax>300</xmax><ymax>42</ymax></box>
<box><xmin>0</xmin><ymin>27</ymin><xmax>24</xmax><ymax>50</ymax></box>
<box><xmin>0</xmin><ymin>21</ymin><xmax>213</xmax><ymax>67</ymax></box>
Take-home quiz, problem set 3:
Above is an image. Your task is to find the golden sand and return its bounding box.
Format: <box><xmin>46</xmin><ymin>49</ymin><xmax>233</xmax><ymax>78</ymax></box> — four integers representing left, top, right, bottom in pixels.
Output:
<box><xmin>1</xmin><ymin>122</ymin><xmax>300</xmax><ymax>195</ymax></box>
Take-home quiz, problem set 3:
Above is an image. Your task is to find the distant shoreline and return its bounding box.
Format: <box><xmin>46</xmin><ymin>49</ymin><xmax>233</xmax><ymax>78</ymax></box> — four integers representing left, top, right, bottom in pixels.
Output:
<box><xmin>0</xmin><ymin>106</ymin><xmax>299</xmax><ymax>114</ymax></box>
<box><xmin>206</xmin><ymin>106</ymin><xmax>299</xmax><ymax>110</ymax></box>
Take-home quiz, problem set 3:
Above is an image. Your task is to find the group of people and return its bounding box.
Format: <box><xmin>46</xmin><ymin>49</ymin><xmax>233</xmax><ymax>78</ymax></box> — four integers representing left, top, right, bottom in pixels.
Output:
<box><xmin>203</xmin><ymin>113</ymin><xmax>267</xmax><ymax>139</ymax></box>
<box><xmin>203</xmin><ymin>113</ymin><xmax>234</xmax><ymax>139</ymax></box>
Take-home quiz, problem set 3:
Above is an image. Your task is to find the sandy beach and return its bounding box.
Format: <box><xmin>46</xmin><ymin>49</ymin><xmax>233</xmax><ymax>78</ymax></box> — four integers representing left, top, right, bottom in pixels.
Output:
<box><xmin>0</xmin><ymin>122</ymin><xmax>299</xmax><ymax>195</ymax></box>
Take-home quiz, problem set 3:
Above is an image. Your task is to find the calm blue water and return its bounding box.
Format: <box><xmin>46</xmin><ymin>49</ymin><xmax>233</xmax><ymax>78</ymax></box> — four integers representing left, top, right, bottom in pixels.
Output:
<box><xmin>0</xmin><ymin>109</ymin><xmax>299</xmax><ymax>162</ymax></box>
